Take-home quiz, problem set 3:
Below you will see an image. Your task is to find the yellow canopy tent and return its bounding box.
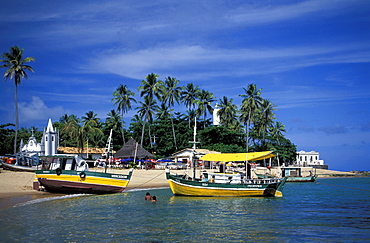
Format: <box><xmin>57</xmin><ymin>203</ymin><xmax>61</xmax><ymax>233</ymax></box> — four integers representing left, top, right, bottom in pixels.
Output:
<box><xmin>200</xmin><ymin>151</ymin><xmax>275</xmax><ymax>163</ymax></box>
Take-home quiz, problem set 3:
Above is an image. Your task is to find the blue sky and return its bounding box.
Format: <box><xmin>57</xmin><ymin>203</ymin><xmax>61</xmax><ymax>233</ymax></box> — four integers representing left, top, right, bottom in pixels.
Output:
<box><xmin>1</xmin><ymin>0</ymin><xmax>369</xmax><ymax>171</ymax></box>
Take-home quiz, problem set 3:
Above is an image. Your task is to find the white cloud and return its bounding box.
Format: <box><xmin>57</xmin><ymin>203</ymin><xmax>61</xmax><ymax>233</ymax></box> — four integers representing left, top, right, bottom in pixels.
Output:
<box><xmin>85</xmin><ymin>42</ymin><xmax>370</xmax><ymax>81</ymax></box>
<box><xmin>226</xmin><ymin>0</ymin><xmax>361</xmax><ymax>25</ymax></box>
<box><xmin>19</xmin><ymin>96</ymin><xmax>69</xmax><ymax>123</ymax></box>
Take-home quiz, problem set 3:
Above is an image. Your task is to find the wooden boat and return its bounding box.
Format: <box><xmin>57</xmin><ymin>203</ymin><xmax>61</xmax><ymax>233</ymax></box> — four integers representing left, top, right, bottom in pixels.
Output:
<box><xmin>1</xmin><ymin>161</ymin><xmax>40</xmax><ymax>172</ymax></box>
<box><xmin>281</xmin><ymin>167</ymin><xmax>317</xmax><ymax>182</ymax></box>
<box><xmin>166</xmin><ymin>151</ymin><xmax>287</xmax><ymax>197</ymax></box>
<box><xmin>35</xmin><ymin>155</ymin><xmax>133</xmax><ymax>194</ymax></box>
<box><xmin>255</xmin><ymin>172</ymin><xmax>276</xmax><ymax>179</ymax></box>
<box><xmin>1</xmin><ymin>153</ymin><xmax>42</xmax><ymax>172</ymax></box>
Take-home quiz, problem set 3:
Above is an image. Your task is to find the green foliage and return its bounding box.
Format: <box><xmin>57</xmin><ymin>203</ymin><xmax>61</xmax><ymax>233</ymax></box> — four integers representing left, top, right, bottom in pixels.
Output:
<box><xmin>0</xmin><ymin>74</ymin><xmax>298</xmax><ymax>162</ymax></box>
<box><xmin>198</xmin><ymin>126</ymin><xmax>244</xmax><ymax>148</ymax></box>
<box><xmin>205</xmin><ymin>143</ymin><xmax>245</xmax><ymax>153</ymax></box>
<box><xmin>0</xmin><ymin>123</ymin><xmax>15</xmax><ymax>155</ymax></box>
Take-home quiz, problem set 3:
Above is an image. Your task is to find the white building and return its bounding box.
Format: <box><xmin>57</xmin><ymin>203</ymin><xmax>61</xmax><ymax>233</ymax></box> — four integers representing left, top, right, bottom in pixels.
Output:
<box><xmin>42</xmin><ymin>118</ymin><xmax>58</xmax><ymax>156</ymax></box>
<box><xmin>172</xmin><ymin>148</ymin><xmax>220</xmax><ymax>168</ymax></box>
<box><xmin>296</xmin><ymin>150</ymin><xmax>325</xmax><ymax>166</ymax></box>
<box><xmin>19</xmin><ymin>118</ymin><xmax>58</xmax><ymax>156</ymax></box>
<box><xmin>213</xmin><ymin>104</ymin><xmax>221</xmax><ymax>126</ymax></box>
<box><xmin>20</xmin><ymin>133</ymin><xmax>42</xmax><ymax>155</ymax></box>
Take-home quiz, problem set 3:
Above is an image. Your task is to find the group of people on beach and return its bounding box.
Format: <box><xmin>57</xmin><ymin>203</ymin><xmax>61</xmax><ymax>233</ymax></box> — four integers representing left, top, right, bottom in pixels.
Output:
<box><xmin>145</xmin><ymin>192</ymin><xmax>157</xmax><ymax>202</ymax></box>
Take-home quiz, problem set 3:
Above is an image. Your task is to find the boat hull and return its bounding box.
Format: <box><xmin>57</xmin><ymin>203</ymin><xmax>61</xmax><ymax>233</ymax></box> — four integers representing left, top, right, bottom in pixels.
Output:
<box><xmin>1</xmin><ymin>162</ymin><xmax>39</xmax><ymax>172</ymax></box>
<box><xmin>35</xmin><ymin>169</ymin><xmax>133</xmax><ymax>194</ymax></box>
<box><xmin>166</xmin><ymin>172</ymin><xmax>286</xmax><ymax>197</ymax></box>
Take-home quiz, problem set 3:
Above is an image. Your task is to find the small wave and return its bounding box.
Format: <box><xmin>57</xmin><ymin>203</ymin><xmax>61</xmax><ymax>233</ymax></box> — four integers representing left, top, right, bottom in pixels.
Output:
<box><xmin>14</xmin><ymin>194</ymin><xmax>92</xmax><ymax>207</ymax></box>
<box><xmin>125</xmin><ymin>187</ymin><xmax>169</xmax><ymax>193</ymax></box>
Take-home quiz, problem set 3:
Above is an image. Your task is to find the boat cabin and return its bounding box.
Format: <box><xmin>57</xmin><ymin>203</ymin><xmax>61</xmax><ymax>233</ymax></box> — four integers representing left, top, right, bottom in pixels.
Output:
<box><xmin>203</xmin><ymin>171</ymin><xmax>244</xmax><ymax>184</ymax></box>
<box><xmin>281</xmin><ymin>167</ymin><xmax>303</xmax><ymax>177</ymax></box>
<box><xmin>40</xmin><ymin>155</ymin><xmax>89</xmax><ymax>171</ymax></box>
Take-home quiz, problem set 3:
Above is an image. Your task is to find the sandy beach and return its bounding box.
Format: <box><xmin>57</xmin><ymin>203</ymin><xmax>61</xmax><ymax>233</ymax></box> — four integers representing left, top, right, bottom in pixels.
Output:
<box><xmin>0</xmin><ymin>167</ymin><xmax>359</xmax><ymax>209</ymax></box>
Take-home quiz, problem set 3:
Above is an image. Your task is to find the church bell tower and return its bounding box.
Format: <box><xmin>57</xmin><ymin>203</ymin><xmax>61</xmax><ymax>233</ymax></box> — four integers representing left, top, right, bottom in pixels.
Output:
<box><xmin>42</xmin><ymin>118</ymin><xmax>58</xmax><ymax>156</ymax></box>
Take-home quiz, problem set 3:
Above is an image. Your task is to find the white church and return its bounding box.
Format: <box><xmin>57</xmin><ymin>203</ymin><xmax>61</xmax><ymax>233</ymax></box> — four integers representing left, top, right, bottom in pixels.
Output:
<box><xmin>20</xmin><ymin>118</ymin><xmax>58</xmax><ymax>156</ymax></box>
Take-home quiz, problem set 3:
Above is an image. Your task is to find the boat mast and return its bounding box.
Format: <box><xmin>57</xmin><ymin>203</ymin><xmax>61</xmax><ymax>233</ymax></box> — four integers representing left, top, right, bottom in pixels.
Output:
<box><xmin>103</xmin><ymin>129</ymin><xmax>113</xmax><ymax>172</ymax></box>
<box><xmin>104</xmin><ymin>129</ymin><xmax>113</xmax><ymax>157</ymax></box>
<box><xmin>189</xmin><ymin>117</ymin><xmax>199</xmax><ymax>180</ymax></box>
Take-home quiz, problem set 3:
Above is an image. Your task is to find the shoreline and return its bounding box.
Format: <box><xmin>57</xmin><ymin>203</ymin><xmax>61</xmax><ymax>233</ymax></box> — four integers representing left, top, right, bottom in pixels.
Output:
<box><xmin>0</xmin><ymin>167</ymin><xmax>364</xmax><ymax>209</ymax></box>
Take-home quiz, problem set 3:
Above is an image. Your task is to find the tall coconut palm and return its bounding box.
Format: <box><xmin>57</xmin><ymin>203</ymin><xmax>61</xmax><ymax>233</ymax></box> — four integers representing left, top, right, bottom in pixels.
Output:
<box><xmin>105</xmin><ymin>110</ymin><xmax>124</xmax><ymax>150</ymax></box>
<box><xmin>155</xmin><ymin>103</ymin><xmax>173</xmax><ymax>120</ymax></box>
<box><xmin>195</xmin><ymin>89</ymin><xmax>216</xmax><ymax>125</ymax></box>
<box><xmin>257</xmin><ymin>99</ymin><xmax>276</xmax><ymax>148</ymax></box>
<box><xmin>61</xmin><ymin>118</ymin><xmax>80</xmax><ymax>147</ymax></box>
<box><xmin>181</xmin><ymin>83</ymin><xmax>200</xmax><ymax>110</ymax></box>
<box><xmin>81</xmin><ymin>111</ymin><xmax>103</xmax><ymax>147</ymax></box>
<box><xmin>239</xmin><ymin>84</ymin><xmax>262</xmax><ymax>152</ymax></box>
<box><xmin>138</xmin><ymin>73</ymin><xmax>163</xmax><ymax>147</ymax></box>
<box><xmin>138</xmin><ymin>73</ymin><xmax>163</xmax><ymax>100</ymax></box>
<box><xmin>112</xmin><ymin>84</ymin><xmax>136</xmax><ymax>144</ymax></box>
<box><xmin>270</xmin><ymin>121</ymin><xmax>286</xmax><ymax>145</ymax></box>
<box><xmin>218</xmin><ymin>96</ymin><xmax>237</xmax><ymax>129</ymax></box>
<box><xmin>162</xmin><ymin>77</ymin><xmax>182</xmax><ymax>150</ymax></box>
<box><xmin>1</xmin><ymin>46</ymin><xmax>35</xmax><ymax>154</ymax></box>
<box><xmin>162</xmin><ymin>77</ymin><xmax>182</xmax><ymax>106</ymax></box>
<box><xmin>59</xmin><ymin>114</ymin><xmax>70</xmax><ymax>124</ymax></box>
<box><xmin>82</xmin><ymin>110</ymin><xmax>100</xmax><ymax>123</ymax></box>
<box><xmin>136</xmin><ymin>96</ymin><xmax>159</xmax><ymax>146</ymax></box>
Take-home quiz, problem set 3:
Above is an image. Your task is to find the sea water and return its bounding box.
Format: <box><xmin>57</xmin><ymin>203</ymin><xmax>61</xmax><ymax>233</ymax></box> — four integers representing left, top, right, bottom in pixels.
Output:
<box><xmin>0</xmin><ymin>177</ymin><xmax>369</xmax><ymax>242</ymax></box>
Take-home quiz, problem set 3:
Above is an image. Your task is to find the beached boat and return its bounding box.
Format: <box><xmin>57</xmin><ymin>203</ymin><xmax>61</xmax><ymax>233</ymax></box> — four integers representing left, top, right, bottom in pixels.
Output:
<box><xmin>35</xmin><ymin>155</ymin><xmax>133</xmax><ymax>194</ymax></box>
<box><xmin>166</xmin><ymin>151</ymin><xmax>287</xmax><ymax>197</ymax></box>
<box><xmin>281</xmin><ymin>167</ymin><xmax>317</xmax><ymax>182</ymax></box>
<box><xmin>1</xmin><ymin>160</ymin><xmax>40</xmax><ymax>172</ymax></box>
<box><xmin>1</xmin><ymin>153</ymin><xmax>41</xmax><ymax>172</ymax></box>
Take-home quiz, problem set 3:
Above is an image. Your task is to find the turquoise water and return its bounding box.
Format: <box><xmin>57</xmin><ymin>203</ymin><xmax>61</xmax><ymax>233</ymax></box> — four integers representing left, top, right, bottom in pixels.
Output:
<box><xmin>0</xmin><ymin>177</ymin><xmax>369</xmax><ymax>242</ymax></box>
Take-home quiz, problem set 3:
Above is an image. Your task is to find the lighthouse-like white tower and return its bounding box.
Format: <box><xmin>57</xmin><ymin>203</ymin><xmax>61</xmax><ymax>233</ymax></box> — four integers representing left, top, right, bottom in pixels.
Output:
<box><xmin>41</xmin><ymin>118</ymin><xmax>58</xmax><ymax>156</ymax></box>
<box><xmin>213</xmin><ymin>104</ymin><xmax>221</xmax><ymax>126</ymax></box>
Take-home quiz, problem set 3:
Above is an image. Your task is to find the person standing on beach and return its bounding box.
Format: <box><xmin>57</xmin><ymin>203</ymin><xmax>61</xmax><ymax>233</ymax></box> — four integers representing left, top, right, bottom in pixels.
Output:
<box><xmin>145</xmin><ymin>192</ymin><xmax>152</xmax><ymax>200</ymax></box>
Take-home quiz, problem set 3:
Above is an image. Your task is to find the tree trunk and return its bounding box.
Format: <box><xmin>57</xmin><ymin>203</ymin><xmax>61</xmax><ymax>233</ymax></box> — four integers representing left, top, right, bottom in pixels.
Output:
<box><xmin>14</xmin><ymin>84</ymin><xmax>19</xmax><ymax>155</ymax></box>
<box><xmin>171</xmin><ymin>117</ymin><xmax>177</xmax><ymax>150</ymax></box>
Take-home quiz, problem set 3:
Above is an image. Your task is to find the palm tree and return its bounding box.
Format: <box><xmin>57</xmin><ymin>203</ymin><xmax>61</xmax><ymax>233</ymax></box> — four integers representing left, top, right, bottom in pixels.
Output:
<box><xmin>136</xmin><ymin>96</ymin><xmax>159</xmax><ymax>146</ymax></box>
<box><xmin>181</xmin><ymin>82</ymin><xmax>200</xmax><ymax>112</ymax></box>
<box><xmin>112</xmin><ymin>84</ymin><xmax>136</xmax><ymax>144</ymax></box>
<box><xmin>239</xmin><ymin>84</ymin><xmax>262</xmax><ymax>152</ymax></box>
<box><xmin>195</xmin><ymin>90</ymin><xmax>216</xmax><ymax>125</ymax></box>
<box><xmin>61</xmin><ymin>118</ymin><xmax>81</xmax><ymax>147</ymax></box>
<box><xmin>1</xmin><ymin>46</ymin><xmax>35</xmax><ymax>154</ymax></box>
<box><xmin>218</xmin><ymin>96</ymin><xmax>238</xmax><ymax>129</ymax></box>
<box><xmin>104</xmin><ymin>110</ymin><xmax>124</xmax><ymax>150</ymax></box>
<box><xmin>81</xmin><ymin>111</ymin><xmax>103</xmax><ymax>147</ymax></box>
<box><xmin>270</xmin><ymin>121</ymin><xmax>286</xmax><ymax>145</ymax></box>
<box><xmin>106</xmin><ymin>110</ymin><xmax>123</xmax><ymax>130</ymax></box>
<box><xmin>161</xmin><ymin>77</ymin><xmax>183</xmax><ymax>150</ymax></box>
<box><xmin>82</xmin><ymin>111</ymin><xmax>100</xmax><ymax>123</ymax></box>
<box><xmin>138</xmin><ymin>73</ymin><xmax>163</xmax><ymax>101</ymax></box>
<box><xmin>59</xmin><ymin>114</ymin><xmax>69</xmax><ymax>124</ymax></box>
<box><xmin>257</xmin><ymin>99</ymin><xmax>276</xmax><ymax>148</ymax></box>
<box><xmin>162</xmin><ymin>77</ymin><xmax>182</xmax><ymax>106</ymax></box>
<box><xmin>155</xmin><ymin>103</ymin><xmax>173</xmax><ymax>120</ymax></box>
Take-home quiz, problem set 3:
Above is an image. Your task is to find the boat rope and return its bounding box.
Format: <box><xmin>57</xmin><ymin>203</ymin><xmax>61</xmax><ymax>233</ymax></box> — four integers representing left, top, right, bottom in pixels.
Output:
<box><xmin>129</xmin><ymin>170</ymin><xmax>167</xmax><ymax>190</ymax></box>
<box><xmin>315</xmin><ymin>182</ymin><xmax>370</xmax><ymax>192</ymax></box>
